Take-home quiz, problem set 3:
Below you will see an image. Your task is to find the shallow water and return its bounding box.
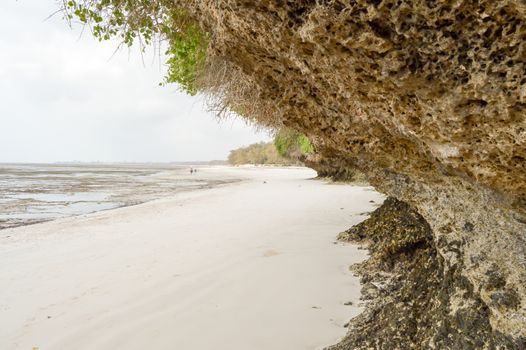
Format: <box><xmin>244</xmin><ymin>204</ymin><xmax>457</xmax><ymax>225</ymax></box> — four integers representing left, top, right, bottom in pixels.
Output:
<box><xmin>0</xmin><ymin>163</ymin><xmax>234</xmax><ymax>230</ymax></box>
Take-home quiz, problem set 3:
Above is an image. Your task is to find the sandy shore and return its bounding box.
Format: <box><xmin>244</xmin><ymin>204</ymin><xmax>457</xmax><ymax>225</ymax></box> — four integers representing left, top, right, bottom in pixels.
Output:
<box><xmin>0</xmin><ymin>167</ymin><xmax>384</xmax><ymax>350</ymax></box>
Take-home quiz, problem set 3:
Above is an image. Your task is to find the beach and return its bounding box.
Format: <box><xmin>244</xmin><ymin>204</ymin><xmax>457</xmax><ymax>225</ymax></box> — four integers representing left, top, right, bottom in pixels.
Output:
<box><xmin>0</xmin><ymin>166</ymin><xmax>384</xmax><ymax>350</ymax></box>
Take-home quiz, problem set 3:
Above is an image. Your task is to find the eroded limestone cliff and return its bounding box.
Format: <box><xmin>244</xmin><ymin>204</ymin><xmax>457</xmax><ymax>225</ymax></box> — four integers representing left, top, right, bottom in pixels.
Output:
<box><xmin>183</xmin><ymin>0</ymin><xmax>525</xmax><ymax>347</ymax></box>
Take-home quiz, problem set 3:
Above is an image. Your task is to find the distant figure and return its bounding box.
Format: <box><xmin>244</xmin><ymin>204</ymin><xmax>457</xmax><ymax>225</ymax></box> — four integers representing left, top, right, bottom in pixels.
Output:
<box><xmin>190</xmin><ymin>168</ymin><xmax>194</xmax><ymax>174</ymax></box>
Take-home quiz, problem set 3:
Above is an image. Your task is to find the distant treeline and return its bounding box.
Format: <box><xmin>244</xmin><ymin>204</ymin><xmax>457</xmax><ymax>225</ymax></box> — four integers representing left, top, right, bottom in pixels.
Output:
<box><xmin>228</xmin><ymin>142</ymin><xmax>300</xmax><ymax>165</ymax></box>
<box><xmin>228</xmin><ymin>132</ymin><xmax>313</xmax><ymax>166</ymax></box>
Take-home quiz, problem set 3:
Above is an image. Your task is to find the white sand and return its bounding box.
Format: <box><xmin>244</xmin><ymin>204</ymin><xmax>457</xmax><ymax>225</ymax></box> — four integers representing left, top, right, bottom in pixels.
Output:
<box><xmin>0</xmin><ymin>167</ymin><xmax>384</xmax><ymax>350</ymax></box>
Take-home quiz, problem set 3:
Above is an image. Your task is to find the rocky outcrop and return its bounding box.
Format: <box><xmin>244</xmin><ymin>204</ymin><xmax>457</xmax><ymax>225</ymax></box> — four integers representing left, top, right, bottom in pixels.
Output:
<box><xmin>182</xmin><ymin>0</ymin><xmax>525</xmax><ymax>347</ymax></box>
<box><xmin>335</xmin><ymin>197</ymin><xmax>523</xmax><ymax>349</ymax></box>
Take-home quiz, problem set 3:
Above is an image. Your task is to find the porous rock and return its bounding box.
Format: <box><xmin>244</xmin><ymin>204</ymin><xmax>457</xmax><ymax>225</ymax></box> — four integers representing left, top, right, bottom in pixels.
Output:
<box><xmin>182</xmin><ymin>0</ymin><xmax>526</xmax><ymax>347</ymax></box>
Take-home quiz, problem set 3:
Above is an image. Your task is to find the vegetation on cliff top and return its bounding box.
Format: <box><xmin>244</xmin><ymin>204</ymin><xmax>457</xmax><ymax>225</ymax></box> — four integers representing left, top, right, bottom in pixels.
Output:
<box><xmin>64</xmin><ymin>0</ymin><xmax>207</xmax><ymax>95</ymax></box>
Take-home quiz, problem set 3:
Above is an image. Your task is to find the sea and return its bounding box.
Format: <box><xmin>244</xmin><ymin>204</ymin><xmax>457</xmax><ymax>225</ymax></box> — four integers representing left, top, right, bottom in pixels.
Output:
<box><xmin>0</xmin><ymin>163</ymin><xmax>235</xmax><ymax>230</ymax></box>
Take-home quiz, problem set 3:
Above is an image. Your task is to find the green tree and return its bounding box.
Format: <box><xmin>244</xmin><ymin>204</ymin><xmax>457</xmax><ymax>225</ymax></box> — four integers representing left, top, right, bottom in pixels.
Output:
<box><xmin>274</xmin><ymin>131</ymin><xmax>314</xmax><ymax>159</ymax></box>
<box><xmin>63</xmin><ymin>0</ymin><xmax>208</xmax><ymax>94</ymax></box>
<box><xmin>228</xmin><ymin>142</ymin><xmax>300</xmax><ymax>166</ymax></box>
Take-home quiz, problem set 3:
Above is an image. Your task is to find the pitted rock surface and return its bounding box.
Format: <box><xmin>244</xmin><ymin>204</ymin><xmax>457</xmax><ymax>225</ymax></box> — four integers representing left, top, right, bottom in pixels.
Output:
<box><xmin>336</xmin><ymin>198</ymin><xmax>525</xmax><ymax>349</ymax></box>
<box><xmin>183</xmin><ymin>0</ymin><xmax>526</xmax><ymax>346</ymax></box>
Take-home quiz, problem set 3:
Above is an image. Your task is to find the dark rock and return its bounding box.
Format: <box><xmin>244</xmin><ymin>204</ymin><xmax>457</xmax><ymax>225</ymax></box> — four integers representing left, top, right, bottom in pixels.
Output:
<box><xmin>329</xmin><ymin>198</ymin><xmax>523</xmax><ymax>350</ymax></box>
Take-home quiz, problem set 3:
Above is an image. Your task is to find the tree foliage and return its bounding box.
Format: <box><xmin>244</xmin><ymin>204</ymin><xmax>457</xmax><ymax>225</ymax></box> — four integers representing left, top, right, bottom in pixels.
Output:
<box><xmin>228</xmin><ymin>142</ymin><xmax>300</xmax><ymax>166</ymax></box>
<box><xmin>274</xmin><ymin>131</ymin><xmax>314</xmax><ymax>159</ymax></box>
<box><xmin>228</xmin><ymin>131</ymin><xmax>315</xmax><ymax>166</ymax></box>
<box><xmin>63</xmin><ymin>0</ymin><xmax>207</xmax><ymax>94</ymax></box>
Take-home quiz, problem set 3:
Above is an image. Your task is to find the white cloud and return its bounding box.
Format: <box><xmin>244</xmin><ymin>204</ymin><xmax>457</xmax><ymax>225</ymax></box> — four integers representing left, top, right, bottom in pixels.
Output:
<box><xmin>0</xmin><ymin>0</ymin><xmax>270</xmax><ymax>163</ymax></box>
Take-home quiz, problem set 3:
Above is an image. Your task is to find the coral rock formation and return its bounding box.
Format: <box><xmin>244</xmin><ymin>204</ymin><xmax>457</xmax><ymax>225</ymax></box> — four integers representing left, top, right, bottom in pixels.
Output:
<box><xmin>183</xmin><ymin>0</ymin><xmax>525</xmax><ymax>347</ymax></box>
<box><xmin>335</xmin><ymin>197</ymin><xmax>524</xmax><ymax>349</ymax></box>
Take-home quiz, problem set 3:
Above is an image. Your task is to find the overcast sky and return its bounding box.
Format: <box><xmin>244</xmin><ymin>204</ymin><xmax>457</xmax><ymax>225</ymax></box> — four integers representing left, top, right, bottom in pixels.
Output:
<box><xmin>0</xmin><ymin>0</ymin><xmax>270</xmax><ymax>163</ymax></box>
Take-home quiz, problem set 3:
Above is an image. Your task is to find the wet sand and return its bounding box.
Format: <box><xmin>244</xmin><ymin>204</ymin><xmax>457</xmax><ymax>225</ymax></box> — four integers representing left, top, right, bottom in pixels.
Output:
<box><xmin>0</xmin><ymin>163</ymin><xmax>239</xmax><ymax>230</ymax></box>
<box><xmin>0</xmin><ymin>166</ymin><xmax>384</xmax><ymax>350</ymax></box>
